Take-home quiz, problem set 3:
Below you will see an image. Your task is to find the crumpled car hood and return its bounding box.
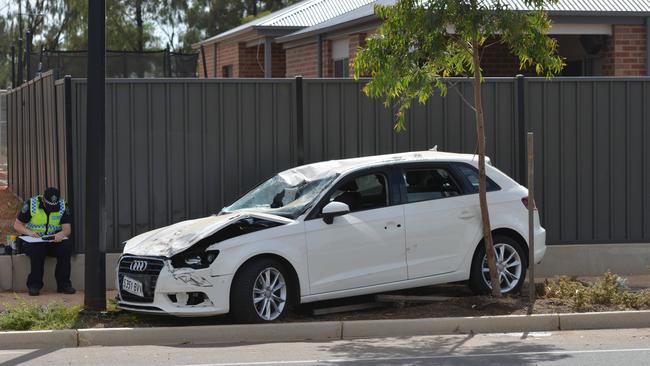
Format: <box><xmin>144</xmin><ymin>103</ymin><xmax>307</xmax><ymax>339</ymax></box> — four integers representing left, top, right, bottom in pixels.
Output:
<box><xmin>122</xmin><ymin>212</ymin><xmax>291</xmax><ymax>257</ymax></box>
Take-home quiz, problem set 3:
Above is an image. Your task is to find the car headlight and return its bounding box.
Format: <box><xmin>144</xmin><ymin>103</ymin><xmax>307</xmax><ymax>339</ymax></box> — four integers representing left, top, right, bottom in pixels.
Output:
<box><xmin>172</xmin><ymin>250</ymin><xmax>220</xmax><ymax>269</ymax></box>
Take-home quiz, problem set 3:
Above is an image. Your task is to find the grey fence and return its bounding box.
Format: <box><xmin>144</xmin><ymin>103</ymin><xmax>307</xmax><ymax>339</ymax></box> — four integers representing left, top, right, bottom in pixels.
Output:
<box><xmin>6</xmin><ymin>71</ymin><xmax>68</xmax><ymax>201</ymax></box>
<box><xmin>5</xmin><ymin>76</ymin><xmax>650</xmax><ymax>253</ymax></box>
<box><xmin>0</xmin><ymin>90</ymin><xmax>6</xmax><ymax>180</ymax></box>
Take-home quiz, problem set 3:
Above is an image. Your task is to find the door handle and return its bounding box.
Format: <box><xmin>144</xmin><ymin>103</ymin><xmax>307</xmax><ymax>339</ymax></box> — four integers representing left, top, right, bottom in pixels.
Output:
<box><xmin>459</xmin><ymin>210</ymin><xmax>475</xmax><ymax>219</ymax></box>
<box><xmin>384</xmin><ymin>222</ymin><xmax>403</xmax><ymax>230</ymax></box>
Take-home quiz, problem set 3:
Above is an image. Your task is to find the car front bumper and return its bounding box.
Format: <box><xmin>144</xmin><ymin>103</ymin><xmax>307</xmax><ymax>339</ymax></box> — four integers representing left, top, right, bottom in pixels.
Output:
<box><xmin>116</xmin><ymin>256</ymin><xmax>232</xmax><ymax>317</ymax></box>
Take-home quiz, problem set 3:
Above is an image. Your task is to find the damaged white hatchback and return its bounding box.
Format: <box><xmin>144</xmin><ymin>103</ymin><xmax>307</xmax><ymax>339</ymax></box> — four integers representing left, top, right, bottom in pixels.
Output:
<box><xmin>117</xmin><ymin>150</ymin><xmax>546</xmax><ymax>322</ymax></box>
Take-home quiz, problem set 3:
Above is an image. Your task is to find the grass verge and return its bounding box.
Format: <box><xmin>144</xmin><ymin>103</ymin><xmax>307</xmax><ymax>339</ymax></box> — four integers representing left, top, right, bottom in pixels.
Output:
<box><xmin>0</xmin><ymin>300</ymin><xmax>82</xmax><ymax>331</ymax></box>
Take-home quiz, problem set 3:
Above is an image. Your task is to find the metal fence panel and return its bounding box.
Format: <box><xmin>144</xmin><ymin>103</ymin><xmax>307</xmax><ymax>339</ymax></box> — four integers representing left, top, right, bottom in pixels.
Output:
<box><xmin>525</xmin><ymin>78</ymin><xmax>650</xmax><ymax>244</ymax></box>
<box><xmin>302</xmin><ymin>79</ymin><xmax>520</xmax><ymax>178</ymax></box>
<box><xmin>6</xmin><ymin>71</ymin><xmax>67</xmax><ymax>202</ymax></box>
<box><xmin>6</xmin><ymin>76</ymin><xmax>650</xmax><ymax>253</ymax></box>
<box><xmin>68</xmin><ymin>79</ymin><xmax>297</xmax><ymax>252</ymax></box>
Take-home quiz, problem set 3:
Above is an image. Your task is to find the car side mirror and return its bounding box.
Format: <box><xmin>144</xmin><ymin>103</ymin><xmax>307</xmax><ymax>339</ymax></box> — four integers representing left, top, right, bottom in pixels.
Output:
<box><xmin>322</xmin><ymin>201</ymin><xmax>350</xmax><ymax>224</ymax></box>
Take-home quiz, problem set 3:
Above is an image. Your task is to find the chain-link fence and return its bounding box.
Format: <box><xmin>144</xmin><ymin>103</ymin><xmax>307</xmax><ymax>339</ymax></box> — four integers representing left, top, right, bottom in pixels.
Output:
<box><xmin>27</xmin><ymin>50</ymin><xmax>198</xmax><ymax>79</ymax></box>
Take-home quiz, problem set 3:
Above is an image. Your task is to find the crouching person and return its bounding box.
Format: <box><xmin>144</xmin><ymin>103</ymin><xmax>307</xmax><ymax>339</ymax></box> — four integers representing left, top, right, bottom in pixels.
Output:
<box><xmin>13</xmin><ymin>187</ymin><xmax>75</xmax><ymax>296</ymax></box>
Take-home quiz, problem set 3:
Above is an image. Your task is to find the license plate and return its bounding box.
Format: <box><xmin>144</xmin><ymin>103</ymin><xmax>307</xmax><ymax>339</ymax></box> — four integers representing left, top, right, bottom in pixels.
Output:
<box><xmin>122</xmin><ymin>276</ymin><xmax>144</xmax><ymax>297</ymax></box>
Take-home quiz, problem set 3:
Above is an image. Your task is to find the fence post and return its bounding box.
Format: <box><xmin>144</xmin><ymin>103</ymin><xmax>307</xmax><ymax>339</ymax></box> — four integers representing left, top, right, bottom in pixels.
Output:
<box><xmin>25</xmin><ymin>31</ymin><xmax>32</xmax><ymax>81</ymax></box>
<box><xmin>17</xmin><ymin>37</ymin><xmax>23</xmax><ymax>85</ymax></box>
<box><xmin>164</xmin><ymin>45</ymin><xmax>170</xmax><ymax>77</ymax></box>
<box><xmin>38</xmin><ymin>45</ymin><xmax>44</xmax><ymax>76</ymax></box>
<box><xmin>200</xmin><ymin>44</ymin><xmax>208</xmax><ymax>78</ymax></box>
<box><xmin>295</xmin><ymin>76</ymin><xmax>305</xmax><ymax>166</ymax></box>
<box><xmin>11</xmin><ymin>46</ymin><xmax>15</xmax><ymax>88</ymax></box>
<box><xmin>527</xmin><ymin>132</ymin><xmax>535</xmax><ymax>302</ymax></box>
<box><xmin>63</xmin><ymin>76</ymin><xmax>74</xmax><ymax>207</ymax></box>
<box><xmin>516</xmin><ymin>74</ymin><xmax>526</xmax><ymax>184</ymax></box>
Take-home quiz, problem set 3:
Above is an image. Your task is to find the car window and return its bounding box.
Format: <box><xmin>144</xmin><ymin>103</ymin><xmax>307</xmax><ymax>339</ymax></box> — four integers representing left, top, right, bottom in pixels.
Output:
<box><xmin>457</xmin><ymin>164</ymin><xmax>500</xmax><ymax>193</ymax></box>
<box><xmin>329</xmin><ymin>173</ymin><xmax>388</xmax><ymax>212</ymax></box>
<box><xmin>403</xmin><ymin>168</ymin><xmax>461</xmax><ymax>203</ymax></box>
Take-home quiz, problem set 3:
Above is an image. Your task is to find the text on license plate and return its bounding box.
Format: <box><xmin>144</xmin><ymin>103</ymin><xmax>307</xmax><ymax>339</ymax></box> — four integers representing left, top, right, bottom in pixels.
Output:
<box><xmin>122</xmin><ymin>276</ymin><xmax>144</xmax><ymax>297</ymax></box>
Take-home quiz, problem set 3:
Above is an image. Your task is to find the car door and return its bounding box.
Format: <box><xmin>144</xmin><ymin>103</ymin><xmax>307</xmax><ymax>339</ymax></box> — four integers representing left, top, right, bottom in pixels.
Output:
<box><xmin>400</xmin><ymin>164</ymin><xmax>482</xmax><ymax>279</ymax></box>
<box><xmin>304</xmin><ymin>169</ymin><xmax>407</xmax><ymax>294</ymax></box>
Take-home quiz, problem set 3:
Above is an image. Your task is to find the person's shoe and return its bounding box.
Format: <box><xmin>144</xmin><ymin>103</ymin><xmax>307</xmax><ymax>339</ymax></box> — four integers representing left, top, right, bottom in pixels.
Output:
<box><xmin>57</xmin><ymin>286</ymin><xmax>76</xmax><ymax>294</ymax></box>
<box><xmin>28</xmin><ymin>288</ymin><xmax>40</xmax><ymax>296</ymax></box>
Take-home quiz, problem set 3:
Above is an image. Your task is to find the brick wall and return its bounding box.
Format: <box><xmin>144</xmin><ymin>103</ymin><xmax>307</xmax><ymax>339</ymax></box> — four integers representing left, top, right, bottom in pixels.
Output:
<box><xmin>200</xmin><ymin>41</ymin><xmax>286</xmax><ymax>78</ymax></box>
<box><xmin>480</xmin><ymin>40</ymin><xmax>521</xmax><ymax>77</ymax></box>
<box><xmin>286</xmin><ymin>42</ymin><xmax>319</xmax><ymax>77</ymax></box>
<box><xmin>198</xmin><ymin>44</ymin><xmax>216</xmax><ymax>77</ymax></box>
<box><xmin>238</xmin><ymin>44</ymin><xmax>265</xmax><ymax>78</ymax></box>
<box><xmin>214</xmin><ymin>42</ymin><xmax>240</xmax><ymax>77</ymax></box>
<box><xmin>602</xmin><ymin>25</ymin><xmax>647</xmax><ymax>76</ymax></box>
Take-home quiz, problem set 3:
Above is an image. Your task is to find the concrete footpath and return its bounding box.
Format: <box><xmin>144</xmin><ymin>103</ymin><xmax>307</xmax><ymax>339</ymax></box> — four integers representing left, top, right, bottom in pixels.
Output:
<box><xmin>2</xmin><ymin>310</ymin><xmax>650</xmax><ymax>349</ymax></box>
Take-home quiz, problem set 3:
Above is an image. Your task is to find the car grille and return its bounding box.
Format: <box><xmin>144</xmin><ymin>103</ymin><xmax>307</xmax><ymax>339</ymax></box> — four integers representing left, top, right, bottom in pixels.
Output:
<box><xmin>118</xmin><ymin>256</ymin><xmax>165</xmax><ymax>303</ymax></box>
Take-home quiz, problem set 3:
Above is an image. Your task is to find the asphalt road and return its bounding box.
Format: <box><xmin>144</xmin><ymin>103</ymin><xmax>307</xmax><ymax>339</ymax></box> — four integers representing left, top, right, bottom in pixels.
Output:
<box><xmin>1</xmin><ymin>328</ymin><xmax>649</xmax><ymax>366</ymax></box>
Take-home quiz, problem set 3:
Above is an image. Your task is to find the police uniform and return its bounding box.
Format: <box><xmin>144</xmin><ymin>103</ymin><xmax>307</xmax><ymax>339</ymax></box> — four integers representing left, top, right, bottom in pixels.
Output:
<box><xmin>18</xmin><ymin>194</ymin><xmax>73</xmax><ymax>293</ymax></box>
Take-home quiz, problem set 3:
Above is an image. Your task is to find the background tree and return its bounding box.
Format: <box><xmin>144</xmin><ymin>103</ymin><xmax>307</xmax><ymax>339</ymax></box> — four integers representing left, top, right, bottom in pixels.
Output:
<box><xmin>355</xmin><ymin>0</ymin><xmax>563</xmax><ymax>297</ymax></box>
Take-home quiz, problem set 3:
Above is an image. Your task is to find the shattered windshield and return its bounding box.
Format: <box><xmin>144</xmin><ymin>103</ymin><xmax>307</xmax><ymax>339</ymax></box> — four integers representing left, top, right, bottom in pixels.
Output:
<box><xmin>222</xmin><ymin>168</ymin><xmax>338</xmax><ymax>219</ymax></box>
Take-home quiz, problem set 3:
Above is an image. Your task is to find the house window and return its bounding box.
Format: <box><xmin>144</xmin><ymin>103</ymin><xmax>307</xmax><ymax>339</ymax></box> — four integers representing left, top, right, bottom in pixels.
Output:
<box><xmin>334</xmin><ymin>58</ymin><xmax>350</xmax><ymax>78</ymax></box>
<box><xmin>222</xmin><ymin>65</ymin><xmax>233</xmax><ymax>78</ymax></box>
<box><xmin>331</xmin><ymin>38</ymin><xmax>350</xmax><ymax>78</ymax></box>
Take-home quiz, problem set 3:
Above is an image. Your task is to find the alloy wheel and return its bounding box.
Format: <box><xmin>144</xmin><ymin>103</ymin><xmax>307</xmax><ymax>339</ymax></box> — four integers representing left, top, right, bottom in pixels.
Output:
<box><xmin>252</xmin><ymin>267</ymin><xmax>287</xmax><ymax>321</ymax></box>
<box><xmin>481</xmin><ymin>242</ymin><xmax>523</xmax><ymax>293</ymax></box>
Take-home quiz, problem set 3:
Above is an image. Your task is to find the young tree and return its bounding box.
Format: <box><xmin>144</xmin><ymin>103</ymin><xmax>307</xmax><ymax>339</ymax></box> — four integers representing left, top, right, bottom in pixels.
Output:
<box><xmin>355</xmin><ymin>0</ymin><xmax>563</xmax><ymax>297</ymax></box>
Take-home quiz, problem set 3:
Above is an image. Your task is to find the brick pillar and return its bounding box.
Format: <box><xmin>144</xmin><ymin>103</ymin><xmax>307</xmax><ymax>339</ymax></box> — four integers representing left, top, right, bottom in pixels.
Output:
<box><xmin>602</xmin><ymin>25</ymin><xmax>647</xmax><ymax>76</ymax></box>
<box><xmin>322</xmin><ymin>40</ymin><xmax>333</xmax><ymax>77</ymax></box>
<box><xmin>348</xmin><ymin>33</ymin><xmax>367</xmax><ymax>77</ymax></box>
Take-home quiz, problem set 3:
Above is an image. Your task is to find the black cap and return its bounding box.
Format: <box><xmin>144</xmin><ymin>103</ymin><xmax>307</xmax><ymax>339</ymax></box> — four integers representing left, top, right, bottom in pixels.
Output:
<box><xmin>43</xmin><ymin>187</ymin><xmax>61</xmax><ymax>206</ymax></box>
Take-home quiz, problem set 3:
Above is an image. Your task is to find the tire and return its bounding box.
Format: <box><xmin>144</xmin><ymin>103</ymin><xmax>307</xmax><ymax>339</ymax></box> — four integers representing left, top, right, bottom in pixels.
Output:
<box><xmin>230</xmin><ymin>258</ymin><xmax>291</xmax><ymax>323</ymax></box>
<box><xmin>469</xmin><ymin>234</ymin><xmax>528</xmax><ymax>295</ymax></box>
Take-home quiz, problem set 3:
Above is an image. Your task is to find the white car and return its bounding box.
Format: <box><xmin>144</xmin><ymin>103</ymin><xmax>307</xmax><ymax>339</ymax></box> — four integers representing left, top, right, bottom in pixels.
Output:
<box><xmin>117</xmin><ymin>150</ymin><xmax>546</xmax><ymax>322</ymax></box>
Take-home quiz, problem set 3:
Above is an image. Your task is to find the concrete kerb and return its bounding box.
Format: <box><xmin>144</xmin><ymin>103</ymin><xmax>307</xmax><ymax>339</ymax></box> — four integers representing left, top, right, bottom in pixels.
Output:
<box><xmin>0</xmin><ymin>329</ymin><xmax>78</xmax><ymax>349</ymax></box>
<box><xmin>2</xmin><ymin>311</ymin><xmax>650</xmax><ymax>349</ymax></box>
<box><xmin>77</xmin><ymin>321</ymin><xmax>343</xmax><ymax>347</ymax></box>
<box><xmin>559</xmin><ymin>310</ymin><xmax>650</xmax><ymax>331</ymax></box>
<box><xmin>341</xmin><ymin>313</ymin><xmax>561</xmax><ymax>339</ymax></box>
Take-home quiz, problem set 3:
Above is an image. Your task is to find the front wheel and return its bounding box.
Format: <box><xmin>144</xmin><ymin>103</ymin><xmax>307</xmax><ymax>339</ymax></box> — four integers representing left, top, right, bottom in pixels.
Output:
<box><xmin>469</xmin><ymin>235</ymin><xmax>527</xmax><ymax>295</ymax></box>
<box><xmin>230</xmin><ymin>259</ymin><xmax>290</xmax><ymax>323</ymax></box>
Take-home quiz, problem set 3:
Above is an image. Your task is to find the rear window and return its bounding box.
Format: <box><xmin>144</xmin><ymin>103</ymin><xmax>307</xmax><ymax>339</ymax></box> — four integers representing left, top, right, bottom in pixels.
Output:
<box><xmin>456</xmin><ymin>164</ymin><xmax>500</xmax><ymax>193</ymax></box>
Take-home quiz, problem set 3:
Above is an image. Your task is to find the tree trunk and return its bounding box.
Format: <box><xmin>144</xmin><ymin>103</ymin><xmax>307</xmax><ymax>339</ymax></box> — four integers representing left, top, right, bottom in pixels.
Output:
<box><xmin>472</xmin><ymin>40</ymin><xmax>501</xmax><ymax>298</ymax></box>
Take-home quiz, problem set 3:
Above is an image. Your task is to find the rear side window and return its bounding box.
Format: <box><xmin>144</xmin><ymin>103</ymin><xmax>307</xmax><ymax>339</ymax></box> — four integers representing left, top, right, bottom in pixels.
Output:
<box><xmin>403</xmin><ymin>168</ymin><xmax>462</xmax><ymax>203</ymax></box>
<box><xmin>457</xmin><ymin>164</ymin><xmax>500</xmax><ymax>193</ymax></box>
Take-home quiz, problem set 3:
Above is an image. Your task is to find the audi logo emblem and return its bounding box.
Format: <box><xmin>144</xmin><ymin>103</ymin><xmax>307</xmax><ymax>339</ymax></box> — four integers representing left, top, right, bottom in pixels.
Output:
<box><xmin>129</xmin><ymin>260</ymin><xmax>148</xmax><ymax>272</ymax></box>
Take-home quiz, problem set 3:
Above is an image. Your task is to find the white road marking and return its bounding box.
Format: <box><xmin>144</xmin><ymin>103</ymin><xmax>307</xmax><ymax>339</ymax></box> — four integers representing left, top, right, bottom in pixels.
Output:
<box><xmin>178</xmin><ymin>347</ymin><xmax>650</xmax><ymax>366</ymax></box>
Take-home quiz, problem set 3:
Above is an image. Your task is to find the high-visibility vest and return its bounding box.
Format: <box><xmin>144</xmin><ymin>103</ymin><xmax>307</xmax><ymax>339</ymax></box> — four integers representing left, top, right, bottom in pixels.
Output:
<box><xmin>25</xmin><ymin>196</ymin><xmax>66</xmax><ymax>235</ymax></box>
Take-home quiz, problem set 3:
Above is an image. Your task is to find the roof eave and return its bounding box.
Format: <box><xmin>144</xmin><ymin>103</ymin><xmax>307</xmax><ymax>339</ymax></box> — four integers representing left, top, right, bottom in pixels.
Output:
<box><xmin>277</xmin><ymin>14</ymin><xmax>379</xmax><ymax>43</ymax></box>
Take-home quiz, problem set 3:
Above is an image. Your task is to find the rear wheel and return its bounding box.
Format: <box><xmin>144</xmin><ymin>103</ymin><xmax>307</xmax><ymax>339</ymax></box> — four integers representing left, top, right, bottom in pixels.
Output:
<box><xmin>469</xmin><ymin>234</ymin><xmax>527</xmax><ymax>295</ymax></box>
<box><xmin>230</xmin><ymin>258</ymin><xmax>290</xmax><ymax>323</ymax></box>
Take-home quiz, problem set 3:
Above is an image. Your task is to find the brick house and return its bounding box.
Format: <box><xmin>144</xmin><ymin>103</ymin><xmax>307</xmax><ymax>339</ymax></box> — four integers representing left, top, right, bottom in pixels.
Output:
<box><xmin>196</xmin><ymin>0</ymin><xmax>650</xmax><ymax>78</ymax></box>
